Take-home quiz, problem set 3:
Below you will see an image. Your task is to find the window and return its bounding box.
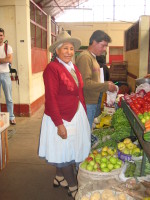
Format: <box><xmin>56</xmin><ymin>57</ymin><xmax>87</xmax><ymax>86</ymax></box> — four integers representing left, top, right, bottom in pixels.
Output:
<box><xmin>125</xmin><ymin>22</ymin><xmax>139</xmax><ymax>51</ymax></box>
<box><xmin>30</xmin><ymin>1</ymin><xmax>47</xmax><ymax>49</ymax></box>
<box><xmin>30</xmin><ymin>0</ymin><xmax>48</xmax><ymax>73</ymax></box>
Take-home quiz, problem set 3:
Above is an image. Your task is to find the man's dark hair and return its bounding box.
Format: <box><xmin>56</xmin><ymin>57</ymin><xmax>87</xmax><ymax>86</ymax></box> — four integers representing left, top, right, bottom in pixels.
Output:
<box><xmin>89</xmin><ymin>30</ymin><xmax>112</xmax><ymax>45</ymax></box>
<box><xmin>0</xmin><ymin>28</ymin><xmax>4</xmax><ymax>35</ymax></box>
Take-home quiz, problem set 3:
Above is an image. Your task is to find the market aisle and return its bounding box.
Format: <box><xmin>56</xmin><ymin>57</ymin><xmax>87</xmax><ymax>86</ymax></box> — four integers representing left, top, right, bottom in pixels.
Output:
<box><xmin>0</xmin><ymin>105</ymin><xmax>71</xmax><ymax>200</ymax></box>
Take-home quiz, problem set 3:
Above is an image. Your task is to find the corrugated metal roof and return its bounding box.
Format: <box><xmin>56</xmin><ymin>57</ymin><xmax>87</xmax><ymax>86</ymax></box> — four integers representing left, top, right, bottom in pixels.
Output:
<box><xmin>33</xmin><ymin>0</ymin><xmax>88</xmax><ymax>18</ymax></box>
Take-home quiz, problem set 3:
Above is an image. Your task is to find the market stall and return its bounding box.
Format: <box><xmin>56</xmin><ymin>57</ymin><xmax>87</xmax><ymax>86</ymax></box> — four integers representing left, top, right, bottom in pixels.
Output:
<box><xmin>75</xmin><ymin>79</ymin><xmax>150</xmax><ymax>200</ymax></box>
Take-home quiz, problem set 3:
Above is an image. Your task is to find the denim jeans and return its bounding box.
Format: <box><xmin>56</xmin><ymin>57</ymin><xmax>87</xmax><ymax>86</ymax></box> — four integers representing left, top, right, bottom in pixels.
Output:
<box><xmin>0</xmin><ymin>73</ymin><xmax>15</xmax><ymax>120</ymax></box>
<box><xmin>86</xmin><ymin>104</ymin><xmax>97</xmax><ymax>130</ymax></box>
<box><xmin>94</xmin><ymin>92</ymin><xmax>103</xmax><ymax>118</ymax></box>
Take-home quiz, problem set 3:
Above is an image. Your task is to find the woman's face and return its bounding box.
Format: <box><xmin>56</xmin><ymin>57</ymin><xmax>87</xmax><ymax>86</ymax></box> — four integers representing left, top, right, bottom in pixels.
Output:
<box><xmin>56</xmin><ymin>42</ymin><xmax>74</xmax><ymax>63</ymax></box>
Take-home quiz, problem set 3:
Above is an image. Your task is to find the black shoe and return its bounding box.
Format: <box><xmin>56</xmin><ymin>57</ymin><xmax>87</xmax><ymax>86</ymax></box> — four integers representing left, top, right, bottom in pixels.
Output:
<box><xmin>68</xmin><ymin>188</ymin><xmax>78</xmax><ymax>199</ymax></box>
<box><xmin>53</xmin><ymin>177</ymin><xmax>68</xmax><ymax>188</ymax></box>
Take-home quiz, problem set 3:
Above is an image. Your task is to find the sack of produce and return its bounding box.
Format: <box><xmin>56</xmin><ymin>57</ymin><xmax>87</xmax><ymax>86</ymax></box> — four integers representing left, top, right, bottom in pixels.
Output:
<box><xmin>78</xmin><ymin>148</ymin><xmax>124</xmax><ymax>187</ymax></box>
<box><xmin>75</xmin><ymin>182</ymin><xmax>134</xmax><ymax>200</ymax></box>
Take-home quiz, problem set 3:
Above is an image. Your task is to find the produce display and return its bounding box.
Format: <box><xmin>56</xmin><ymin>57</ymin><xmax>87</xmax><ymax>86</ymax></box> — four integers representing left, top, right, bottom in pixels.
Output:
<box><xmin>95</xmin><ymin>114</ymin><xmax>112</xmax><ymax>129</ymax></box>
<box><xmin>78</xmin><ymin>83</ymin><xmax>150</xmax><ymax>200</ymax></box>
<box><xmin>80</xmin><ymin>147</ymin><xmax>123</xmax><ymax>173</ymax></box>
<box><xmin>93</xmin><ymin>108</ymin><xmax>131</xmax><ymax>149</ymax></box>
<box><xmin>117</xmin><ymin>138</ymin><xmax>142</xmax><ymax>157</ymax></box>
<box><xmin>123</xmin><ymin>90</ymin><xmax>150</xmax><ymax>138</ymax></box>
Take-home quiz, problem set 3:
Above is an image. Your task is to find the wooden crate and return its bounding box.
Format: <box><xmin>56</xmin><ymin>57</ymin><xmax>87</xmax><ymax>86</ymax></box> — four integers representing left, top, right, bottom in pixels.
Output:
<box><xmin>109</xmin><ymin>62</ymin><xmax>127</xmax><ymax>82</ymax></box>
<box><xmin>0</xmin><ymin>112</ymin><xmax>9</xmax><ymax>171</ymax></box>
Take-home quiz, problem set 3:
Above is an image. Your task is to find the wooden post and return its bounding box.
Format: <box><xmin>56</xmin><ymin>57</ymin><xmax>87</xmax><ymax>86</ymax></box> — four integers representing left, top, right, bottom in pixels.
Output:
<box><xmin>0</xmin><ymin>128</ymin><xmax>8</xmax><ymax>170</ymax></box>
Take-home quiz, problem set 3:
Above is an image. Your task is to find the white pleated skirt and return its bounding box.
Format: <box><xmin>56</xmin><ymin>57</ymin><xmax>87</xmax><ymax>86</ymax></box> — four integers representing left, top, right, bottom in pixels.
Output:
<box><xmin>38</xmin><ymin>102</ymin><xmax>91</xmax><ymax>167</ymax></box>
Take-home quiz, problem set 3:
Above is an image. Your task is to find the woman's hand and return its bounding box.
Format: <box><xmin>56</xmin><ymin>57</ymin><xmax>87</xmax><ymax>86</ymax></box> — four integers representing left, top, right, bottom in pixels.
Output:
<box><xmin>57</xmin><ymin>124</ymin><xmax>67</xmax><ymax>139</ymax></box>
<box><xmin>107</xmin><ymin>81</ymin><xmax>117</xmax><ymax>92</ymax></box>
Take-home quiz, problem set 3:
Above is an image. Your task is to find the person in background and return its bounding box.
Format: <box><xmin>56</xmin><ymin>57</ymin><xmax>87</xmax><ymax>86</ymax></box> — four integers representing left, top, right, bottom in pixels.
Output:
<box><xmin>76</xmin><ymin>30</ymin><xmax>117</xmax><ymax>129</ymax></box>
<box><xmin>38</xmin><ymin>31</ymin><xmax>91</xmax><ymax>199</ymax></box>
<box><xmin>94</xmin><ymin>55</ymin><xmax>110</xmax><ymax>118</ymax></box>
<box><xmin>0</xmin><ymin>28</ymin><xmax>16</xmax><ymax>125</ymax></box>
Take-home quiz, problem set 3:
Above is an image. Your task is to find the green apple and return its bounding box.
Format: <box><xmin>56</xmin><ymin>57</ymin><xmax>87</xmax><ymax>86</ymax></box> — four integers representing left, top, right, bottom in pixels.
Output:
<box><xmin>100</xmin><ymin>162</ymin><xmax>107</xmax><ymax>169</ymax></box>
<box><xmin>109</xmin><ymin>157</ymin><xmax>117</xmax><ymax>165</ymax></box>
<box><xmin>114</xmin><ymin>164</ymin><xmax>121</xmax><ymax>169</ymax></box>
<box><xmin>93</xmin><ymin>163</ymin><xmax>99</xmax><ymax>170</ymax></box>
<box><xmin>95</xmin><ymin>153</ymin><xmax>101</xmax><ymax>159</ymax></box>
<box><xmin>101</xmin><ymin>167</ymin><xmax>110</xmax><ymax>172</ymax></box>
<box><xmin>89</xmin><ymin>160</ymin><xmax>95</xmax><ymax>166</ymax></box>
<box><xmin>95</xmin><ymin>159</ymin><xmax>101</xmax><ymax>164</ymax></box>
<box><xmin>107</xmin><ymin>163</ymin><xmax>114</xmax><ymax>171</ymax></box>
<box><xmin>80</xmin><ymin>162</ymin><xmax>88</xmax><ymax>169</ymax></box>
<box><xmin>101</xmin><ymin>157</ymin><xmax>107</xmax><ymax>163</ymax></box>
<box><xmin>89</xmin><ymin>153</ymin><xmax>95</xmax><ymax>159</ymax></box>
<box><xmin>117</xmin><ymin>159</ymin><xmax>122</xmax><ymax>166</ymax></box>
<box><xmin>86</xmin><ymin>164</ymin><xmax>93</xmax><ymax>171</ymax></box>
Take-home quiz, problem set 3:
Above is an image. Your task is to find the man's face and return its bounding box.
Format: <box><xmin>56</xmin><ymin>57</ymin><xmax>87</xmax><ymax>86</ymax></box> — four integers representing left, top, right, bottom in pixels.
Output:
<box><xmin>0</xmin><ymin>31</ymin><xmax>4</xmax><ymax>45</ymax></box>
<box><xmin>94</xmin><ymin>40</ymin><xmax>108</xmax><ymax>56</ymax></box>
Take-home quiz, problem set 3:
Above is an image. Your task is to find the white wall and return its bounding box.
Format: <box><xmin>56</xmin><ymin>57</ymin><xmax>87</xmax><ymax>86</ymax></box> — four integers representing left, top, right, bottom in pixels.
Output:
<box><xmin>58</xmin><ymin>22</ymin><xmax>133</xmax><ymax>63</ymax></box>
<box><xmin>0</xmin><ymin>0</ymin><xmax>45</xmax><ymax>107</ymax></box>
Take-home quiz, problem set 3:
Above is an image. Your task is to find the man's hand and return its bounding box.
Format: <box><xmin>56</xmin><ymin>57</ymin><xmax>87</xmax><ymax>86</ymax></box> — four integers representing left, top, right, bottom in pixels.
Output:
<box><xmin>57</xmin><ymin>124</ymin><xmax>67</xmax><ymax>139</ymax></box>
<box><xmin>107</xmin><ymin>81</ymin><xmax>117</xmax><ymax>92</ymax></box>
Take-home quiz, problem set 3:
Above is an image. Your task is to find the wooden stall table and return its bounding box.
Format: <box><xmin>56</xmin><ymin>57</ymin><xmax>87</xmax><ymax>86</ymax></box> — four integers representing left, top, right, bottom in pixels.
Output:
<box><xmin>0</xmin><ymin>112</ymin><xmax>9</xmax><ymax>171</ymax></box>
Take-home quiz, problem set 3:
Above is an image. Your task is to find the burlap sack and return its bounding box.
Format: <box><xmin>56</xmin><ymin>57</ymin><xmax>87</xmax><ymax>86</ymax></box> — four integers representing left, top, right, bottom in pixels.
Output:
<box><xmin>77</xmin><ymin>163</ymin><xmax>124</xmax><ymax>188</ymax></box>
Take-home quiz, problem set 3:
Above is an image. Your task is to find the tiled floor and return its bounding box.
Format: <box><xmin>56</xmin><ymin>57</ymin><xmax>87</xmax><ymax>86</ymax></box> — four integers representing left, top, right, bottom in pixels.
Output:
<box><xmin>0</xmin><ymin>105</ymin><xmax>72</xmax><ymax>200</ymax></box>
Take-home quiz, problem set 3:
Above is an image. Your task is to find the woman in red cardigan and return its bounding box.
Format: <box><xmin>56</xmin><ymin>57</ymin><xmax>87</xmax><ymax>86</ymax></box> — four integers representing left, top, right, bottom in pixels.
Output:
<box><xmin>38</xmin><ymin>31</ymin><xmax>91</xmax><ymax>198</ymax></box>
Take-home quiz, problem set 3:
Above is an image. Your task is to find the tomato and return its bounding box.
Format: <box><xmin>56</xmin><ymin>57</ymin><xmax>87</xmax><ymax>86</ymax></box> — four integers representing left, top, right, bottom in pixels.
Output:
<box><xmin>140</xmin><ymin>108</ymin><xmax>144</xmax><ymax>114</ymax></box>
<box><xmin>144</xmin><ymin>108</ymin><xmax>148</xmax><ymax>113</ymax></box>
<box><xmin>131</xmin><ymin>97</ymin><xmax>136</xmax><ymax>102</ymax></box>
<box><xmin>147</xmin><ymin>97</ymin><xmax>150</xmax><ymax>102</ymax></box>
<box><xmin>134</xmin><ymin>103</ymin><xmax>141</xmax><ymax>109</ymax></box>
<box><xmin>132</xmin><ymin>99</ymin><xmax>138</xmax><ymax>104</ymax></box>
<box><xmin>146</xmin><ymin>92</ymin><xmax>150</xmax><ymax>97</ymax></box>
<box><xmin>136</xmin><ymin>97</ymin><xmax>145</xmax><ymax>105</ymax></box>
<box><xmin>144</xmin><ymin>95</ymin><xmax>148</xmax><ymax>101</ymax></box>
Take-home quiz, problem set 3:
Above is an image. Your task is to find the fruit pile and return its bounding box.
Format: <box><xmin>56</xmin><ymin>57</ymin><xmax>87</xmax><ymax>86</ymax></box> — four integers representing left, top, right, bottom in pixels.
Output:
<box><xmin>80</xmin><ymin>147</ymin><xmax>123</xmax><ymax>173</ymax></box>
<box><xmin>123</xmin><ymin>90</ymin><xmax>150</xmax><ymax>133</ymax></box>
<box><xmin>117</xmin><ymin>138</ymin><xmax>142</xmax><ymax>157</ymax></box>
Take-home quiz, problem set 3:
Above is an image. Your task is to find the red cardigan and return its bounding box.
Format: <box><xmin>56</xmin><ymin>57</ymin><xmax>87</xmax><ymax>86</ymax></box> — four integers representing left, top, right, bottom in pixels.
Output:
<box><xmin>43</xmin><ymin>59</ymin><xmax>86</xmax><ymax>126</ymax></box>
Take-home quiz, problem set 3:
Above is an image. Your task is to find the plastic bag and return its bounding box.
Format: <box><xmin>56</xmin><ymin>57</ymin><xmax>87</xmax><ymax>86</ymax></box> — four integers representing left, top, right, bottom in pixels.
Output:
<box><xmin>106</xmin><ymin>86</ymin><xmax>119</xmax><ymax>106</ymax></box>
<box><xmin>136</xmin><ymin>83</ymin><xmax>150</xmax><ymax>93</ymax></box>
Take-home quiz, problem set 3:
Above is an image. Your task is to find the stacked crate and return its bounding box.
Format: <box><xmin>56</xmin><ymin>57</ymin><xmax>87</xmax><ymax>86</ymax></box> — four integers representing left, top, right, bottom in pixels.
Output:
<box><xmin>109</xmin><ymin>62</ymin><xmax>128</xmax><ymax>82</ymax></box>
